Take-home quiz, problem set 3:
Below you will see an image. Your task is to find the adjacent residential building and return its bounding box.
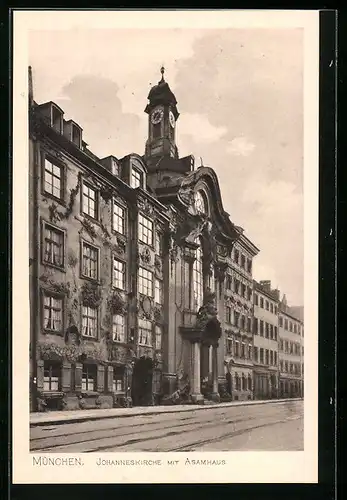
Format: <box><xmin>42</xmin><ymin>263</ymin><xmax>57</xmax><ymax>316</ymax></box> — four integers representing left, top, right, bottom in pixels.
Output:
<box><xmin>224</xmin><ymin>239</ymin><xmax>259</xmax><ymax>401</ymax></box>
<box><xmin>252</xmin><ymin>280</ymin><xmax>280</xmax><ymax>399</ymax></box>
<box><xmin>278</xmin><ymin>296</ymin><xmax>304</xmax><ymax>398</ymax></box>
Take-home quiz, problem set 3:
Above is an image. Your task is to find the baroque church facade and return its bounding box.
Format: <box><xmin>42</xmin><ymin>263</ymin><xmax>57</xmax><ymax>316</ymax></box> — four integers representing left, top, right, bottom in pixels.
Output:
<box><xmin>28</xmin><ymin>67</ymin><xmax>299</xmax><ymax>412</ymax></box>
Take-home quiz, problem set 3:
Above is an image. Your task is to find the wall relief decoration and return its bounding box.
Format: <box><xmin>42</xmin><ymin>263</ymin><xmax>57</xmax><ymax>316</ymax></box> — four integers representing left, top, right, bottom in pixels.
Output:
<box><xmin>153</xmin><ymin>306</ymin><xmax>163</xmax><ymax>322</ymax></box>
<box><xmin>141</xmin><ymin>296</ymin><xmax>153</xmax><ymax>317</ymax></box>
<box><xmin>214</xmin><ymin>261</ymin><xmax>228</xmax><ymax>283</ymax></box>
<box><xmin>81</xmin><ymin>282</ymin><xmax>102</xmax><ymax>307</ymax></box>
<box><xmin>77</xmin><ymin>216</ymin><xmax>98</xmax><ymax>240</ymax></box>
<box><xmin>154</xmin><ymin>255</ymin><xmax>162</xmax><ymax>273</ymax></box>
<box><xmin>108</xmin><ymin>290</ymin><xmax>126</xmax><ymax>315</ymax></box>
<box><xmin>138</xmin><ymin>197</ymin><xmax>154</xmax><ymax>216</ymax></box>
<box><xmin>140</xmin><ymin>247</ymin><xmax>152</xmax><ymax>264</ymax></box>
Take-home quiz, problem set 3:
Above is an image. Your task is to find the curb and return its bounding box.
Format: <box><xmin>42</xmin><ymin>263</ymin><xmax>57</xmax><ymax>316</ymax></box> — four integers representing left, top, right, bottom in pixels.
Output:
<box><xmin>30</xmin><ymin>398</ymin><xmax>303</xmax><ymax>427</ymax></box>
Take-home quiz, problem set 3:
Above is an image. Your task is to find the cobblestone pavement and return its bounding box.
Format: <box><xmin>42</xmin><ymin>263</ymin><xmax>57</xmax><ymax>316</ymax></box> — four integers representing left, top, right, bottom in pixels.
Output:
<box><xmin>30</xmin><ymin>399</ymin><xmax>303</xmax><ymax>452</ymax></box>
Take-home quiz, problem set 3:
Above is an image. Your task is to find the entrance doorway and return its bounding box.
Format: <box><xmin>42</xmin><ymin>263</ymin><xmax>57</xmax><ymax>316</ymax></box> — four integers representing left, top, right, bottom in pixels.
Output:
<box><xmin>131</xmin><ymin>357</ymin><xmax>153</xmax><ymax>406</ymax></box>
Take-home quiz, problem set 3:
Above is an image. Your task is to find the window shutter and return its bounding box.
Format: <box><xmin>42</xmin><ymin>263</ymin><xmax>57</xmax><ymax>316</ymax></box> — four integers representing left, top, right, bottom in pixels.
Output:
<box><xmin>107</xmin><ymin>366</ymin><xmax>114</xmax><ymax>393</ymax></box>
<box><xmin>97</xmin><ymin>365</ymin><xmax>105</xmax><ymax>393</ymax></box>
<box><xmin>36</xmin><ymin>360</ymin><xmax>44</xmax><ymax>391</ymax></box>
<box><xmin>75</xmin><ymin>363</ymin><xmax>82</xmax><ymax>392</ymax></box>
<box><xmin>62</xmin><ymin>362</ymin><xmax>71</xmax><ymax>392</ymax></box>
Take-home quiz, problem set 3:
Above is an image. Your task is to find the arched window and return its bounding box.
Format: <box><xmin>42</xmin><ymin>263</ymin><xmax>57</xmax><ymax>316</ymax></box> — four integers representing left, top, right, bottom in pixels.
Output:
<box><xmin>192</xmin><ymin>239</ymin><xmax>203</xmax><ymax>310</ymax></box>
<box><xmin>194</xmin><ymin>190</ymin><xmax>208</xmax><ymax>215</ymax></box>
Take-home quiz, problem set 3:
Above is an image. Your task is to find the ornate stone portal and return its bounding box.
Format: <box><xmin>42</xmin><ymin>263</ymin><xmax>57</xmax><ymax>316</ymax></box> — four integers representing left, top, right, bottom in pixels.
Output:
<box><xmin>180</xmin><ymin>291</ymin><xmax>222</xmax><ymax>403</ymax></box>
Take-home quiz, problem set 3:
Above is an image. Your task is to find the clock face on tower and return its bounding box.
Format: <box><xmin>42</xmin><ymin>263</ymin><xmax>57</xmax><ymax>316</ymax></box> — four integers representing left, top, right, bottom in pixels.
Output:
<box><xmin>169</xmin><ymin>110</ymin><xmax>176</xmax><ymax>128</ymax></box>
<box><xmin>151</xmin><ymin>108</ymin><xmax>164</xmax><ymax>125</ymax></box>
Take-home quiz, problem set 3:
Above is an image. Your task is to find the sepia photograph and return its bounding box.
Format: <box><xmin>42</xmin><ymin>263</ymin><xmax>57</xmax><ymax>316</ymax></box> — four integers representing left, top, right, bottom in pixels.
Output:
<box><xmin>13</xmin><ymin>9</ymin><xmax>319</xmax><ymax>483</ymax></box>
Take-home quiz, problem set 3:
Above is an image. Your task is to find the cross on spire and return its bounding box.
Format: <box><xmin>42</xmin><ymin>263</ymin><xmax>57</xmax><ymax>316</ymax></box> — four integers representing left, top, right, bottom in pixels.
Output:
<box><xmin>160</xmin><ymin>65</ymin><xmax>165</xmax><ymax>82</ymax></box>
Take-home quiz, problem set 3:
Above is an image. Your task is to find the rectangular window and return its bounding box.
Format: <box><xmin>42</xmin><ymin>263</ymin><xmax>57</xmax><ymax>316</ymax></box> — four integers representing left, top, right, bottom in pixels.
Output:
<box><xmin>82</xmin><ymin>364</ymin><xmax>96</xmax><ymax>392</ymax></box>
<box><xmin>254</xmin><ymin>293</ymin><xmax>259</xmax><ymax>306</ymax></box>
<box><xmin>131</xmin><ymin>168</ymin><xmax>143</xmax><ymax>189</ymax></box>
<box><xmin>247</xmin><ymin>287</ymin><xmax>252</xmax><ymax>301</ymax></box>
<box><xmin>270</xmin><ymin>324</ymin><xmax>274</xmax><ymax>339</ymax></box>
<box><xmin>253</xmin><ymin>318</ymin><xmax>258</xmax><ymax>334</ymax></box>
<box><xmin>82</xmin><ymin>183</ymin><xmax>98</xmax><ymax>219</ymax></box>
<box><xmin>289</xmin><ymin>321</ymin><xmax>293</xmax><ymax>332</ymax></box>
<box><xmin>248</xmin><ymin>345</ymin><xmax>252</xmax><ymax>360</ymax></box>
<box><xmin>113</xmin><ymin>202</ymin><xmax>125</xmax><ymax>234</ymax></box>
<box><xmin>43</xmin><ymin>361</ymin><xmax>61</xmax><ymax>391</ymax></box>
<box><xmin>43</xmin><ymin>294</ymin><xmax>63</xmax><ymax>332</ymax></box>
<box><xmin>113</xmin><ymin>258</ymin><xmax>126</xmax><ymax>290</ymax></box>
<box><xmin>280</xmin><ymin>360</ymin><xmax>283</xmax><ymax>371</ymax></box>
<box><xmin>265</xmin><ymin>349</ymin><xmax>269</xmax><ymax>365</ymax></box>
<box><xmin>82</xmin><ymin>306</ymin><xmax>98</xmax><ymax>338</ymax></box>
<box><xmin>274</xmin><ymin>326</ymin><xmax>278</xmax><ymax>340</ymax></box>
<box><xmin>265</xmin><ymin>323</ymin><xmax>269</xmax><ymax>338</ymax></box>
<box><xmin>260</xmin><ymin>297</ymin><xmax>264</xmax><ymax>308</ymax></box>
<box><xmin>270</xmin><ymin>303</ymin><xmax>274</xmax><ymax>313</ymax></box>
<box><xmin>241</xmin><ymin>283</ymin><xmax>246</xmax><ymax>298</ymax></box>
<box><xmin>259</xmin><ymin>320</ymin><xmax>264</xmax><ymax>336</ymax></box>
<box><xmin>234</xmin><ymin>311</ymin><xmax>240</xmax><ymax>327</ymax></box>
<box><xmin>294</xmin><ymin>323</ymin><xmax>297</xmax><ymax>334</ymax></box>
<box><xmin>241</xmin><ymin>342</ymin><xmax>245</xmax><ymax>358</ymax></box>
<box><xmin>227</xmin><ymin>338</ymin><xmax>233</xmax><ymax>355</ymax></box>
<box><xmin>279</xmin><ymin>316</ymin><xmax>283</xmax><ymax>327</ymax></box>
<box><xmin>284</xmin><ymin>319</ymin><xmax>288</xmax><ymax>330</ymax></box>
<box><xmin>234</xmin><ymin>249</ymin><xmax>239</xmax><ymax>264</ymax></box>
<box><xmin>138</xmin><ymin>214</ymin><xmax>153</xmax><ymax>246</ymax></box>
<box><xmin>82</xmin><ymin>242</ymin><xmax>99</xmax><ymax>280</ymax></box>
<box><xmin>226</xmin><ymin>275</ymin><xmax>232</xmax><ymax>290</ymax></box>
<box><xmin>241</xmin><ymin>254</ymin><xmax>246</xmax><ymax>269</ymax></box>
<box><xmin>112</xmin><ymin>314</ymin><xmax>125</xmax><ymax>342</ymax></box>
<box><xmin>43</xmin><ymin>224</ymin><xmax>64</xmax><ymax>267</ymax></box>
<box><xmin>234</xmin><ymin>280</ymin><xmax>240</xmax><ymax>294</ymax></box>
<box><xmin>44</xmin><ymin>159</ymin><xmax>63</xmax><ymax>199</ymax></box>
<box><xmin>265</xmin><ymin>300</ymin><xmax>269</xmax><ymax>311</ymax></box>
<box><xmin>155</xmin><ymin>231</ymin><xmax>163</xmax><ymax>255</ymax></box>
<box><xmin>112</xmin><ymin>368</ymin><xmax>124</xmax><ymax>392</ymax></box>
<box><xmin>247</xmin><ymin>317</ymin><xmax>252</xmax><ymax>333</ymax></box>
<box><xmin>138</xmin><ymin>318</ymin><xmax>152</xmax><ymax>346</ymax></box>
<box><xmin>274</xmin><ymin>305</ymin><xmax>278</xmax><ymax>314</ymax></box>
<box><xmin>240</xmin><ymin>315</ymin><xmax>246</xmax><ymax>330</ymax></box>
<box><xmin>234</xmin><ymin>341</ymin><xmax>240</xmax><ymax>357</ymax></box>
<box><xmin>155</xmin><ymin>279</ymin><xmax>163</xmax><ymax>304</ymax></box>
<box><xmin>225</xmin><ymin>306</ymin><xmax>232</xmax><ymax>324</ymax></box>
<box><xmin>138</xmin><ymin>267</ymin><xmax>153</xmax><ymax>297</ymax></box>
<box><xmin>253</xmin><ymin>346</ymin><xmax>258</xmax><ymax>362</ymax></box>
<box><xmin>247</xmin><ymin>258</ymin><xmax>252</xmax><ymax>273</ymax></box>
<box><xmin>155</xmin><ymin>325</ymin><xmax>162</xmax><ymax>350</ymax></box>
<box><xmin>270</xmin><ymin>350</ymin><xmax>274</xmax><ymax>365</ymax></box>
<box><xmin>260</xmin><ymin>348</ymin><xmax>264</xmax><ymax>364</ymax></box>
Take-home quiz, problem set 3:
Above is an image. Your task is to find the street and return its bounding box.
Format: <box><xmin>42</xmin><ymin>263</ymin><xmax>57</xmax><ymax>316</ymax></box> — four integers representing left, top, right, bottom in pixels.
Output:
<box><xmin>30</xmin><ymin>399</ymin><xmax>303</xmax><ymax>452</ymax></box>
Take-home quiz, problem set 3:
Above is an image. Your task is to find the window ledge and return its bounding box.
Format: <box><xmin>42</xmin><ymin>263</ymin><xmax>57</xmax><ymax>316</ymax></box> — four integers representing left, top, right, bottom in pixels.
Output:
<box><xmin>42</xmin><ymin>262</ymin><xmax>66</xmax><ymax>273</ymax></box>
<box><xmin>80</xmin><ymin>391</ymin><xmax>99</xmax><ymax>397</ymax></box>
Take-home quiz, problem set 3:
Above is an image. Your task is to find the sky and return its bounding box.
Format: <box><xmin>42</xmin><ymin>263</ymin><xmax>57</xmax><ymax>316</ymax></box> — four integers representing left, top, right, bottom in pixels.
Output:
<box><xmin>29</xmin><ymin>26</ymin><xmax>304</xmax><ymax>305</ymax></box>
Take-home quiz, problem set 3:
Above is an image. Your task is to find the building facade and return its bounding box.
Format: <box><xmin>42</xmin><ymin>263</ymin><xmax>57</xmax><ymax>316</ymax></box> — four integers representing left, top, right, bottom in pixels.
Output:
<box><xmin>252</xmin><ymin>280</ymin><xmax>280</xmax><ymax>400</ymax></box>
<box><xmin>223</xmin><ymin>239</ymin><xmax>259</xmax><ymax>401</ymax></box>
<box><xmin>28</xmin><ymin>66</ymin><xmax>304</xmax><ymax>412</ymax></box>
<box><xmin>278</xmin><ymin>296</ymin><xmax>304</xmax><ymax>398</ymax></box>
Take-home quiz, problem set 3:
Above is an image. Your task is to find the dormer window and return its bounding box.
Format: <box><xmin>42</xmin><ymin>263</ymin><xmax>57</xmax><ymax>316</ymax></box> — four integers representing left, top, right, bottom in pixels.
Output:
<box><xmin>131</xmin><ymin>167</ymin><xmax>143</xmax><ymax>189</ymax></box>
<box><xmin>112</xmin><ymin>159</ymin><xmax>120</xmax><ymax>176</ymax></box>
<box><xmin>194</xmin><ymin>190</ymin><xmax>208</xmax><ymax>215</ymax></box>
<box><xmin>72</xmin><ymin>123</ymin><xmax>81</xmax><ymax>148</ymax></box>
<box><xmin>51</xmin><ymin>105</ymin><xmax>63</xmax><ymax>133</ymax></box>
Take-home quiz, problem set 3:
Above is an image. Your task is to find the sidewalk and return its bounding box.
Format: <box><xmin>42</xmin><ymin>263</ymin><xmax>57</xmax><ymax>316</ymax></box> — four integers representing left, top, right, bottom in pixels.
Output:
<box><xmin>30</xmin><ymin>398</ymin><xmax>302</xmax><ymax>426</ymax></box>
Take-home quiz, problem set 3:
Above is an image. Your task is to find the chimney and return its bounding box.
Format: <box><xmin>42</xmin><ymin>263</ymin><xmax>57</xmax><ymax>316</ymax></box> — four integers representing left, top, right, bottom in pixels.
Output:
<box><xmin>259</xmin><ymin>280</ymin><xmax>271</xmax><ymax>292</ymax></box>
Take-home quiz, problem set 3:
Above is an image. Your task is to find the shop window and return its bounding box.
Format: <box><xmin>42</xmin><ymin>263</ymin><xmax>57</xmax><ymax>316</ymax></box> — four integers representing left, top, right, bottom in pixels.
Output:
<box><xmin>43</xmin><ymin>361</ymin><xmax>61</xmax><ymax>391</ymax></box>
<box><xmin>82</xmin><ymin>364</ymin><xmax>97</xmax><ymax>392</ymax></box>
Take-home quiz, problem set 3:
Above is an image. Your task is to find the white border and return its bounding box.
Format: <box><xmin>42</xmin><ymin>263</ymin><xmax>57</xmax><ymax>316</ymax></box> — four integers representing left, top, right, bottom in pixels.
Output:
<box><xmin>12</xmin><ymin>10</ymin><xmax>319</xmax><ymax>484</ymax></box>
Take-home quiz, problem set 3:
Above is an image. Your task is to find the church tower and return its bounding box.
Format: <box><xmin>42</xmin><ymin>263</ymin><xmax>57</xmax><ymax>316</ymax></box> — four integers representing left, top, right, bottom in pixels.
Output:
<box><xmin>144</xmin><ymin>67</ymin><xmax>179</xmax><ymax>166</ymax></box>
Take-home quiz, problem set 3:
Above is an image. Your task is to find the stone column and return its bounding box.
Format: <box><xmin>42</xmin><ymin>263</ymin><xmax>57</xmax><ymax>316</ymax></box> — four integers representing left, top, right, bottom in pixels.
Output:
<box><xmin>209</xmin><ymin>345</ymin><xmax>213</xmax><ymax>375</ymax></box>
<box><xmin>191</xmin><ymin>341</ymin><xmax>203</xmax><ymax>403</ymax></box>
<box><xmin>211</xmin><ymin>343</ymin><xmax>220</xmax><ymax>402</ymax></box>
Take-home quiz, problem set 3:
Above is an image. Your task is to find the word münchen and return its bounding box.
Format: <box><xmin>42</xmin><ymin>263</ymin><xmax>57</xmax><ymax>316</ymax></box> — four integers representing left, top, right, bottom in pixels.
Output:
<box><xmin>28</xmin><ymin>66</ymin><xmax>304</xmax><ymax>414</ymax></box>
